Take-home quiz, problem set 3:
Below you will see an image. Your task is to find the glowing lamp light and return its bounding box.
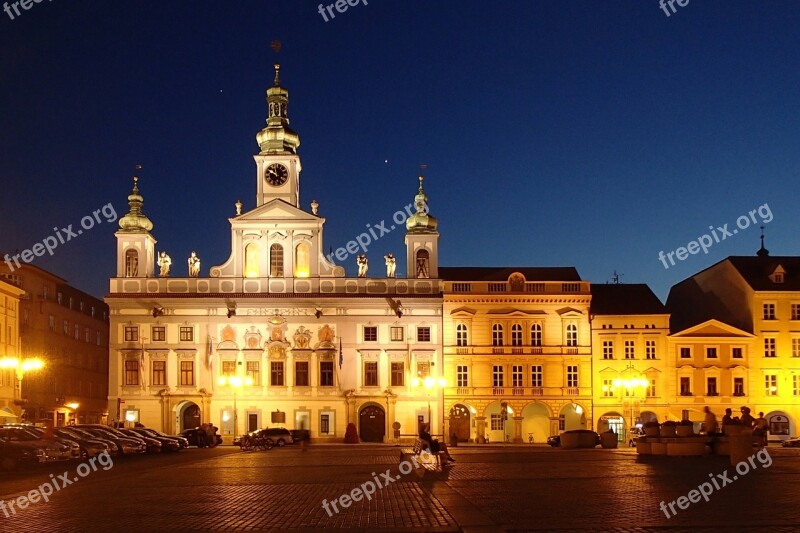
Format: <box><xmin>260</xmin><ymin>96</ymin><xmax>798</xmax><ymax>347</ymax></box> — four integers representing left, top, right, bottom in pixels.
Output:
<box><xmin>612</xmin><ymin>379</ymin><xmax>622</xmax><ymax>388</ymax></box>
<box><xmin>411</xmin><ymin>378</ymin><xmax>420</xmax><ymax>387</ymax></box>
<box><xmin>125</xmin><ymin>411</ymin><xmax>137</xmax><ymax>422</ymax></box>
<box><xmin>222</xmin><ymin>411</ymin><xmax>231</xmax><ymax>422</ymax></box>
<box><xmin>437</xmin><ymin>377</ymin><xmax>447</xmax><ymax>387</ymax></box>
<box><xmin>574</xmin><ymin>405</ymin><xmax>583</xmax><ymax>415</ymax></box>
<box><xmin>294</xmin><ymin>267</ymin><xmax>310</xmax><ymax>278</ymax></box>
<box><xmin>0</xmin><ymin>358</ymin><xmax>19</xmax><ymax>369</ymax></box>
<box><xmin>423</xmin><ymin>376</ymin><xmax>435</xmax><ymax>389</ymax></box>
<box><xmin>218</xmin><ymin>376</ymin><xmax>227</xmax><ymax>386</ymax></box>
<box><xmin>770</xmin><ymin>386</ymin><xmax>777</xmax><ymax>392</ymax></box>
<box><xmin>22</xmin><ymin>359</ymin><xmax>44</xmax><ymax>372</ymax></box>
<box><xmin>66</xmin><ymin>402</ymin><xmax>80</xmax><ymax>410</ymax></box>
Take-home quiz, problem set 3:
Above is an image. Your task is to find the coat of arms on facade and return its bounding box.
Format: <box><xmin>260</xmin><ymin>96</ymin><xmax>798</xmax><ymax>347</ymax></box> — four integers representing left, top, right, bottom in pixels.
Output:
<box><xmin>317</xmin><ymin>324</ymin><xmax>335</xmax><ymax>349</ymax></box>
<box><xmin>268</xmin><ymin>343</ymin><xmax>286</xmax><ymax>359</ymax></box>
<box><xmin>509</xmin><ymin>273</ymin><xmax>525</xmax><ymax>292</ymax></box>
<box><xmin>221</xmin><ymin>325</ymin><xmax>236</xmax><ymax>342</ymax></box>
<box><xmin>293</xmin><ymin>326</ymin><xmax>312</xmax><ymax>349</ymax></box>
<box><xmin>244</xmin><ymin>326</ymin><xmax>263</xmax><ymax>349</ymax></box>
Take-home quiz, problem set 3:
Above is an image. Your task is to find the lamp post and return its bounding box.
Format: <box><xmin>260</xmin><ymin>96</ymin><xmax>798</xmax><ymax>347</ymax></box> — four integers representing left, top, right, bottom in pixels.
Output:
<box><xmin>0</xmin><ymin>358</ymin><xmax>44</xmax><ymax>417</ymax></box>
<box><xmin>411</xmin><ymin>375</ymin><xmax>446</xmax><ymax>436</ymax></box>
<box><xmin>218</xmin><ymin>374</ymin><xmax>252</xmax><ymax>441</ymax></box>
<box><xmin>610</xmin><ymin>363</ymin><xmax>648</xmax><ymax>434</ymax></box>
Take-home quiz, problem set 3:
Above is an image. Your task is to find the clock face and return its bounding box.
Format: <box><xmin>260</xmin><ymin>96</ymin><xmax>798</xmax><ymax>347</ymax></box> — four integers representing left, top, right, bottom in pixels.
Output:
<box><xmin>265</xmin><ymin>163</ymin><xmax>289</xmax><ymax>187</ymax></box>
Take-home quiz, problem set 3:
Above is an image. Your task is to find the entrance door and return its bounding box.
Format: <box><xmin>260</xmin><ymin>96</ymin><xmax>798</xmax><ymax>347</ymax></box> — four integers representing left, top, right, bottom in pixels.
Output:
<box><xmin>181</xmin><ymin>402</ymin><xmax>201</xmax><ymax>431</ymax></box>
<box><xmin>248</xmin><ymin>413</ymin><xmax>259</xmax><ymax>433</ymax></box>
<box><xmin>359</xmin><ymin>405</ymin><xmax>386</xmax><ymax>443</ymax></box>
<box><xmin>450</xmin><ymin>405</ymin><xmax>471</xmax><ymax>442</ymax></box>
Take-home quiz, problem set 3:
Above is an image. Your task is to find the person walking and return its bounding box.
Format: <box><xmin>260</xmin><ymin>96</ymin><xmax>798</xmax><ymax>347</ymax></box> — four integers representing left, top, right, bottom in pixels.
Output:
<box><xmin>198</xmin><ymin>423</ymin><xmax>208</xmax><ymax>448</ymax></box>
<box><xmin>703</xmin><ymin>406</ymin><xmax>719</xmax><ymax>436</ymax></box>
<box><xmin>754</xmin><ymin>412</ymin><xmax>768</xmax><ymax>448</ymax></box>
<box><xmin>206</xmin><ymin>423</ymin><xmax>217</xmax><ymax>448</ymax></box>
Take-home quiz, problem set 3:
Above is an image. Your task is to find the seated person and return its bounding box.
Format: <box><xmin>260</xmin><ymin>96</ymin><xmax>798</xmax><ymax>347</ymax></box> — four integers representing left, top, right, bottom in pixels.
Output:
<box><xmin>419</xmin><ymin>424</ymin><xmax>455</xmax><ymax>462</ymax></box>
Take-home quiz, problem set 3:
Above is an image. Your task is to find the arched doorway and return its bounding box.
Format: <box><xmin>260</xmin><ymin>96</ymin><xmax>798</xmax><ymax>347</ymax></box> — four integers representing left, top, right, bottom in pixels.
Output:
<box><xmin>176</xmin><ymin>401</ymin><xmax>201</xmax><ymax>432</ymax></box>
<box><xmin>559</xmin><ymin>403</ymin><xmax>587</xmax><ymax>431</ymax></box>
<box><xmin>521</xmin><ymin>402</ymin><xmax>551</xmax><ymax>444</ymax></box>
<box><xmin>359</xmin><ymin>405</ymin><xmax>386</xmax><ymax>443</ymax></box>
<box><xmin>597</xmin><ymin>412</ymin><xmax>625</xmax><ymax>444</ymax></box>
<box><xmin>449</xmin><ymin>404</ymin><xmax>470</xmax><ymax>442</ymax></box>
<box><xmin>765</xmin><ymin>411</ymin><xmax>792</xmax><ymax>443</ymax></box>
<box><xmin>639</xmin><ymin>411</ymin><xmax>659</xmax><ymax>424</ymax></box>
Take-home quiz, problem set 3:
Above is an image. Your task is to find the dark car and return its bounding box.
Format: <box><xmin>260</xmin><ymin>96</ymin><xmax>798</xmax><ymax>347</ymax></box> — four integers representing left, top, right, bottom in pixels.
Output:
<box><xmin>118</xmin><ymin>429</ymin><xmax>163</xmax><ymax>453</ymax></box>
<box><xmin>0</xmin><ymin>437</ymin><xmax>46</xmax><ymax>470</ymax></box>
<box><xmin>782</xmin><ymin>437</ymin><xmax>800</xmax><ymax>448</ymax></box>
<box><xmin>74</xmin><ymin>425</ymin><xmax>146</xmax><ymax>455</ymax></box>
<box><xmin>547</xmin><ymin>435</ymin><xmax>561</xmax><ymax>447</ymax></box>
<box><xmin>132</xmin><ymin>428</ymin><xmax>186</xmax><ymax>450</ymax></box>
<box><xmin>179</xmin><ymin>428</ymin><xmax>223</xmax><ymax>448</ymax></box>
<box><xmin>233</xmin><ymin>428</ymin><xmax>293</xmax><ymax>448</ymax></box>
<box><xmin>290</xmin><ymin>429</ymin><xmax>310</xmax><ymax>443</ymax></box>
<box><xmin>61</xmin><ymin>427</ymin><xmax>121</xmax><ymax>456</ymax></box>
<box><xmin>52</xmin><ymin>428</ymin><xmax>111</xmax><ymax>459</ymax></box>
<box><xmin>0</xmin><ymin>426</ymin><xmax>72</xmax><ymax>461</ymax></box>
<box><xmin>24</xmin><ymin>426</ymin><xmax>82</xmax><ymax>460</ymax></box>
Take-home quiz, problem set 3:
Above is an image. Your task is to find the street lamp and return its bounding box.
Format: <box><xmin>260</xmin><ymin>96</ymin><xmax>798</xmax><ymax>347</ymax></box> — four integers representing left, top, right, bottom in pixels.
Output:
<box><xmin>0</xmin><ymin>358</ymin><xmax>44</xmax><ymax>412</ymax></box>
<box><xmin>610</xmin><ymin>363</ymin><xmax>649</xmax><ymax>432</ymax></box>
<box><xmin>218</xmin><ymin>374</ymin><xmax>253</xmax><ymax>441</ymax></box>
<box><xmin>411</xmin><ymin>375</ymin><xmax>446</xmax><ymax>435</ymax></box>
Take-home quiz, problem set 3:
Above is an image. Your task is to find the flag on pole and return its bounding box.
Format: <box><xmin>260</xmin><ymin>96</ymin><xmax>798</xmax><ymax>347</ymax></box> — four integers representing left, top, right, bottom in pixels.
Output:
<box><xmin>207</xmin><ymin>334</ymin><xmax>214</xmax><ymax>371</ymax></box>
<box><xmin>339</xmin><ymin>336</ymin><xmax>343</xmax><ymax>370</ymax></box>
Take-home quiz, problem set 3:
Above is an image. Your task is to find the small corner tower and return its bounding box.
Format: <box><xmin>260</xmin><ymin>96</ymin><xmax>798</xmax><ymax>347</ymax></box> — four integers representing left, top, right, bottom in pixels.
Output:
<box><xmin>404</xmin><ymin>171</ymin><xmax>439</xmax><ymax>279</ymax></box>
<box><xmin>115</xmin><ymin>172</ymin><xmax>156</xmax><ymax>278</ymax></box>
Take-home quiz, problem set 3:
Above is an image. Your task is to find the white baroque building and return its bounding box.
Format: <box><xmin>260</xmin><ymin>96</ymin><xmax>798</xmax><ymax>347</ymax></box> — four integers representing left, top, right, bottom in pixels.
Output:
<box><xmin>107</xmin><ymin>64</ymin><xmax>443</xmax><ymax>442</ymax></box>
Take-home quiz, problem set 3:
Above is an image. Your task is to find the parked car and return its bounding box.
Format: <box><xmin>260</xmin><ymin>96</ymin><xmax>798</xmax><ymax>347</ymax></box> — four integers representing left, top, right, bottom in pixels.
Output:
<box><xmin>131</xmin><ymin>428</ymin><xmax>186</xmax><ymax>450</ymax></box>
<box><xmin>628</xmin><ymin>427</ymin><xmax>645</xmax><ymax>447</ymax></box>
<box><xmin>547</xmin><ymin>435</ymin><xmax>561</xmax><ymax>447</ymax></box>
<box><xmin>74</xmin><ymin>425</ymin><xmax>146</xmax><ymax>455</ymax></box>
<box><xmin>0</xmin><ymin>436</ymin><xmax>46</xmax><ymax>470</ymax></box>
<box><xmin>52</xmin><ymin>428</ymin><xmax>110</xmax><ymax>459</ymax></box>
<box><xmin>118</xmin><ymin>429</ymin><xmax>163</xmax><ymax>453</ymax></box>
<box><xmin>24</xmin><ymin>426</ymin><xmax>81</xmax><ymax>459</ymax></box>
<box><xmin>61</xmin><ymin>427</ymin><xmax>120</xmax><ymax>456</ymax></box>
<box><xmin>179</xmin><ymin>428</ymin><xmax>223</xmax><ymax>448</ymax></box>
<box><xmin>233</xmin><ymin>428</ymin><xmax>293</xmax><ymax>448</ymax></box>
<box><xmin>0</xmin><ymin>426</ymin><xmax>72</xmax><ymax>462</ymax></box>
<box><xmin>289</xmin><ymin>429</ymin><xmax>310</xmax><ymax>443</ymax></box>
<box><xmin>781</xmin><ymin>437</ymin><xmax>800</xmax><ymax>448</ymax></box>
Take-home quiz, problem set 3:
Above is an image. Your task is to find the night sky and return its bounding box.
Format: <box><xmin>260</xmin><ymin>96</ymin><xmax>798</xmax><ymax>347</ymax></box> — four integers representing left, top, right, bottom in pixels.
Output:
<box><xmin>1</xmin><ymin>1</ymin><xmax>799</xmax><ymax>301</ymax></box>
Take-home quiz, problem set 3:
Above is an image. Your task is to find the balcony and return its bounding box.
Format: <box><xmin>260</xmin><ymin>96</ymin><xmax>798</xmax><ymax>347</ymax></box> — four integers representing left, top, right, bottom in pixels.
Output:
<box><xmin>512</xmin><ymin>388</ymin><xmax>525</xmax><ymax>395</ymax></box>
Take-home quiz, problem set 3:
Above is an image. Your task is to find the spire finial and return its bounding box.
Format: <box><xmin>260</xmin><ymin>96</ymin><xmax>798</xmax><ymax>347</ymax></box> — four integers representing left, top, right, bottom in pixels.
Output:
<box><xmin>757</xmin><ymin>225</ymin><xmax>770</xmax><ymax>257</ymax></box>
<box><xmin>132</xmin><ymin>164</ymin><xmax>142</xmax><ymax>194</ymax></box>
<box><xmin>271</xmin><ymin>40</ymin><xmax>282</xmax><ymax>86</ymax></box>
<box><xmin>419</xmin><ymin>163</ymin><xmax>427</xmax><ymax>193</ymax></box>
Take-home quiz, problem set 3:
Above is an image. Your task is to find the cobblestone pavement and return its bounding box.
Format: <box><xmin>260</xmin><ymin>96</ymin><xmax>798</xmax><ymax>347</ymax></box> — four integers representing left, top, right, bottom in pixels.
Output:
<box><xmin>0</xmin><ymin>444</ymin><xmax>799</xmax><ymax>531</ymax></box>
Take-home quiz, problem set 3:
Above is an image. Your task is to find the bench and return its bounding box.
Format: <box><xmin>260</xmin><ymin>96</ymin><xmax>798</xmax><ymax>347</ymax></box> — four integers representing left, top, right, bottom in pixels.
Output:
<box><xmin>400</xmin><ymin>439</ymin><xmax>447</xmax><ymax>477</ymax></box>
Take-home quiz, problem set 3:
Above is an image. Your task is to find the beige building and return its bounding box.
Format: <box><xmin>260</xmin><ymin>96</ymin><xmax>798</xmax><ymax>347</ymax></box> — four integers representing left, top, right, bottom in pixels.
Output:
<box><xmin>442</xmin><ymin>268</ymin><xmax>592</xmax><ymax>444</ymax></box>
<box><xmin>107</xmin><ymin>64</ymin><xmax>444</xmax><ymax>442</ymax></box>
<box><xmin>0</xmin><ymin>278</ymin><xmax>25</xmax><ymax>422</ymax></box>
<box><xmin>590</xmin><ymin>284</ymin><xmax>670</xmax><ymax>442</ymax></box>
<box><xmin>667</xmin><ymin>252</ymin><xmax>800</xmax><ymax>441</ymax></box>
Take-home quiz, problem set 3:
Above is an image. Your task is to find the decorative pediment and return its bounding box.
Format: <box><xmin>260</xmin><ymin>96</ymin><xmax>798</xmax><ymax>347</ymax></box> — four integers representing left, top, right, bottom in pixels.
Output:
<box><xmin>267</xmin><ymin>342</ymin><xmax>288</xmax><ymax>359</ymax></box>
<box><xmin>316</xmin><ymin>324</ymin><xmax>336</xmax><ymax>349</ymax></box>
<box><xmin>487</xmin><ymin>308</ymin><xmax>546</xmax><ymax>316</ymax></box>
<box><xmin>234</xmin><ymin>199</ymin><xmax>320</xmax><ymax>223</ymax></box>
<box><xmin>243</xmin><ymin>326</ymin><xmax>263</xmax><ymax>349</ymax></box>
<box><xmin>670</xmin><ymin>319</ymin><xmax>754</xmax><ymax>339</ymax></box>
<box><xmin>450</xmin><ymin>307</ymin><xmax>477</xmax><ymax>316</ymax></box>
<box><xmin>556</xmin><ymin>307</ymin><xmax>584</xmax><ymax>317</ymax></box>
<box><xmin>359</xmin><ymin>349</ymin><xmax>380</xmax><ymax>361</ymax></box>
<box><xmin>293</xmin><ymin>326</ymin><xmax>312</xmax><ymax>349</ymax></box>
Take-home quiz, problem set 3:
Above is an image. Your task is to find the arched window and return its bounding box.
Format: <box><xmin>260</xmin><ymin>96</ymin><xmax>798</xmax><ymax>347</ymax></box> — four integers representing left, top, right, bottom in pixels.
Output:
<box><xmin>456</xmin><ymin>323</ymin><xmax>468</xmax><ymax>347</ymax></box>
<box><xmin>125</xmin><ymin>249</ymin><xmax>138</xmax><ymax>277</ymax></box>
<box><xmin>511</xmin><ymin>323</ymin><xmax>523</xmax><ymax>346</ymax></box>
<box><xmin>566</xmin><ymin>324</ymin><xmax>578</xmax><ymax>347</ymax></box>
<box><xmin>244</xmin><ymin>243</ymin><xmax>259</xmax><ymax>278</ymax></box>
<box><xmin>294</xmin><ymin>242</ymin><xmax>310</xmax><ymax>278</ymax></box>
<box><xmin>531</xmin><ymin>323</ymin><xmax>542</xmax><ymax>347</ymax></box>
<box><xmin>416</xmin><ymin>249</ymin><xmax>430</xmax><ymax>278</ymax></box>
<box><xmin>492</xmin><ymin>324</ymin><xmax>504</xmax><ymax>347</ymax></box>
<box><xmin>270</xmin><ymin>244</ymin><xmax>284</xmax><ymax>277</ymax></box>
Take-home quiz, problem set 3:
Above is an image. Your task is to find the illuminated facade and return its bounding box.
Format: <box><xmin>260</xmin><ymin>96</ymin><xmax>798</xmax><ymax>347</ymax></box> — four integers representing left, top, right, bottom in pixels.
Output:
<box><xmin>590</xmin><ymin>284</ymin><xmax>670</xmax><ymax>441</ymax></box>
<box><xmin>0</xmin><ymin>278</ymin><xmax>25</xmax><ymax>422</ymax></box>
<box><xmin>441</xmin><ymin>269</ymin><xmax>592</xmax><ymax>444</ymax></box>
<box><xmin>107</xmin><ymin>64</ymin><xmax>443</xmax><ymax>442</ymax></box>
<box><xmin>667</xmin><ymin>253</ymin><xmax>800</xmax><ymax>441</ymax></box>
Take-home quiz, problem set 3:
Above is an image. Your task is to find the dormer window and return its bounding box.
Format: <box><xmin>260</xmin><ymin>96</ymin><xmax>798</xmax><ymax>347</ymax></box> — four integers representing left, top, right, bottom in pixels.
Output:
<box><xmin>770</xmin><ymin>266</ymin><xmax>785</xmax><ymax>284</ymax></box>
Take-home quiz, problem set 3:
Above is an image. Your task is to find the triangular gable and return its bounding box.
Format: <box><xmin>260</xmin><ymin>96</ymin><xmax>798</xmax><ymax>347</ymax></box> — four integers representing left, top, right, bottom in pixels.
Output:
<box><xmin>486</xmin><ymin>308</ymin><xmax>547</xmax><ymax>316</ymax></box>
<box><xmin>234</xmin><ymin>199</ymin><xmax>320</xmax><ymax>222</ymax></box>
<box><xmin>670</xmin><ymin>319</ymin><xmax>754</xmax><ymax>339</ymax></box>
<box><xmin>450</xmin><ymin>307</ymin><xmax>477</xmax><ymax>316</ymax></box>
<box><xmin>556</xmin><ymin>307</ymin><xmax>584</xmax><ymax>317</ymax></box>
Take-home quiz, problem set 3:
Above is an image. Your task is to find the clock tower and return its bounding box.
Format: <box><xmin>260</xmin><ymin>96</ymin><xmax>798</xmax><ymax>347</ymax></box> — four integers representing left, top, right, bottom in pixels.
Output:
<box><xmin>255</xmin><ymin>63</ymin><xmax>301</xmax><ymax>207</ymax></box>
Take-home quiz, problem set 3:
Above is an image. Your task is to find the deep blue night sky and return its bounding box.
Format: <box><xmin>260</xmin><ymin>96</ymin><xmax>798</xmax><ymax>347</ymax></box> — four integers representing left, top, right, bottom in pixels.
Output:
<box><xmin>1</xmin><ymin>1</ymin><xmax>799</xmax><ymax>300</ymax></box>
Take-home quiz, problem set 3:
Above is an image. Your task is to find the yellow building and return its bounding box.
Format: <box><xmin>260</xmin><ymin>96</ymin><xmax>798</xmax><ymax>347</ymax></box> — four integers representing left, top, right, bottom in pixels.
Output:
<box><xmin>442</xmin><ymin>269</ymin><xmax>592</xmax><ymax>444</ymax></box>
<box><xmin>667</xmin><ymin>252</ymin><xmax>800</xmax><ymax>441</ymax></box>
<box><xmin>590</xmin><ymin>284</ymin><xmax>670</xmax><ymax>443</ymax></box>
<box><xmin>0</xmin><ymin>277</ymin><xmax>25</xmax><ymax>422</ymax></box>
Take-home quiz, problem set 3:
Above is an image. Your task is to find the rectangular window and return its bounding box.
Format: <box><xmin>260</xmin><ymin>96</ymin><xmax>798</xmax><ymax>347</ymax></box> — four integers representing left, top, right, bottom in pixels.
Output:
<box><xmin>363</xmin><ymin>326</ymin><xmax>378</xmax><ymax>342</ymax></box>
<box><xmin>732</xmin><ymin>347</ymin><xmax>743</xmax><ymax>359</ymax></box>
<box><xmin>490</xmin><ymin>414</ymin><xmax>503</xmax><ymax>431</ymax></box>
<box><xmin>416</xmin><ymin>327</ymin><xmax>431</xmax><ymax>342</ymax></box>
<box><xmin>294</xmin><ymin>361</ymin><xmax>308</xmax><ymax>386</ymax></box>
<box><xmin>84</xmin><ymin>327</ymin><xmax>90</xmax><ymax>343</ymax></box>
<box><xmin>151</xmin><ymin>360</ymin><xmax>166</xmax><ymax>386</ymax></box>
<box><xmin>512</xmin><ymin>365</ymin><xmax>523</xmax><ymax>387</ymax></box>
<box><xmin>680</xmin><ymin>377</ymin><xmax>691</xmax><ymax>396</ymax></box>
<box><xmin>221</xmin><ymin>360</ymin><xmax>236</xmax><ymax>377</ymax></box>
<box><xmin>124</xmin><ymin>326</ymin><xmax>139</xmax><ymax>342</ymax></box>
<box><xmin>764</xmin><ymin>338</ymin><xmax>776</xmax><ymax>358</ymax></box>
<box><xmin>706</xmin><ymin>347</ymin><xmax>718</xmax><ymax>359</ymax></box>
<box><xmin>492</xmin><ymin>365</ymin><xmax>504</xmax><ymax>387</ymax></box>
<box><xmin>49</xmin><ymin>315</ymin><xmax>55</xmax><ymax>332</ymax></box>
<box><xmin>271</xmin><ymin>362</ymin><xmax>284</xmax><ymax>386</ymax></box>
<box><xmin>765</xmin><ymin>374</ymin><xmax>778</xmax><ymax>396</ymax></box>
<box><xmin>792</xmin><ymin>303</ymin><xmax>800</xmax><ymax>321</ymax></box>
<box><xmin>624</xmin><ymin>340</ymin><xmax>635</xmax><ymax>359</ymax></box>
<box><xmin>391</xmin><ymin>362</ymin><xmax>404</xmax><ymax>387</ymax></box>
<box><xmin>63</xmin><ymin>320</ymin><xmax>69</xmax><ymax>335</ymax></box>
<box><xmin>456</xmin><ymin>365</ymin><xmax>468</xmax><ymax>387</ymax></box>
<box><xmin>152</xmin><ymin>326</ymin><xmax>166</xmax><ymax>342</ymax></box>
<box><xmin>96</xmin><ymin>331</ymin><xmax>102</xmax><ymax>346</ymax></box>
<box><xmin>416</xmin><ymin>361</ymin><xmax>430</xmax><ymax>378</ymax></box>
<box><xmin>603</xmin><ymin>379</ymin><xmax>614</xmax><ymax>397</ymax></box>
<box><xmin>74</xmin><ymin>325</ymin><xmax>80</xmax><ymax>340</ymax></box>
<box><xmin>239</xmin><ymin>361</ymin><xmax>257</xmax><ymax>385</ymax></box>
<box><xmin>531</xmin><ymin>365</ymin><xmax>543</xmax><ymax>387</ymax></box>
<box><xmin>794</xmin><ymin>375</ymin><xmax>800</xmax><ymax>396</ymax></box>
<box><xmin>124</xmin><ymin>360</ymin><xmax>139</xmax><ymax>386</ymax></box>
<box><xmin>566</xmin><ymin>365</ymin><xmax>578</xmax><ymax>388</ymax></box>
<box><xmin>530</xmin><ymin>325</ymin><xmax>542</xmax><ymax>347</ymax></box>
<box><xmin>320</xmin><ymin>413</ymin><xmax>331</xmax><ymax>435</ymax></box>
<box><xmin>647</xmin><ymin>379</ymin><xmax>656</xmax><ymax>398</ymax></box>
<box><xmin>763</xmin><ymin>303</ymin><xmax>776</xmax><ymax>320</ymax></box>
<box><xmin>390</xmin><ymin>326</ymin><xmax>404</xmax><ymax>342</ymax></box>
<box><xmin>180</xmin><ymin>361</ymin><xmax>194</xmax><ymax>386</ymax></box>
<box><xmin>602</xmin><ymin>340</ymin><xmax>614</xmax><ymax>359</ymax></box>
<box><xmin>492</xmin><ymin>325</ymin><xmax>504</xmax><ymax>347</ymax></box>
<box><xmin>645</xmin><ymin>340</ymin><xmax>656</xmax><ymax>360</ymax></box>
<box><xmin>179</xmin><ymin>326</ymin><xmax>194</xmax><ymax>342</ymax></box>
<box><xmin>707</xmin><ymin>377</ymin><xmax>718</xmax><ymax>396</ymax></box>
<box><xmin>364</xmin><ymin>361</ymin><xmax>378</xmax><ymax>386</ymax></box>
<box><xmin>511</xmin><ymin>326</ymin><xmax>522</xmax><ymax>347</ymax></box>
<box><xmin>320</xmin><ymin>361</ymin><xmax>334</xmax><ymax>387</ymax></box>
<box><xmin>680</xmin><ymin>347</ymin><xmax>691</xmax><ymax>359</ymax></box>
<box><xmin>733</xmin><ymin>377</ymin><xmax>745</xmax><ymax>396</ymax></box>
<box><xmin>793</xmin><ymin>338</ymin><xmax>800</xmax><ymax>358</ymax></box>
